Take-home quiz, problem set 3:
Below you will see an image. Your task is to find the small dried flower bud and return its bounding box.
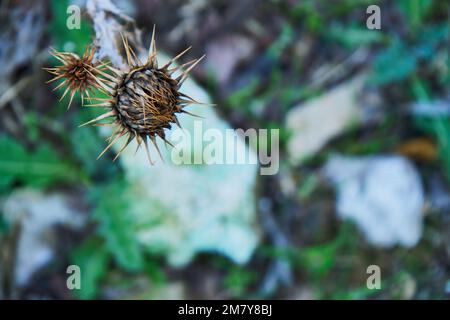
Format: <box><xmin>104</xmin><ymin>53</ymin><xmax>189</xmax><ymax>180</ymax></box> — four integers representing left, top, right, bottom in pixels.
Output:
<box><xmin>44</xmin><ymin>45</ymin><xmax>108</xmax><ymax>109</ymax></box>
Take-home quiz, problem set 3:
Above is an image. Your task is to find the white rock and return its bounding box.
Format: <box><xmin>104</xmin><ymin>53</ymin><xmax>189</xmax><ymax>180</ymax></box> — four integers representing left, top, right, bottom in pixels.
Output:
<box><xmin>323</xmin><ymin>155</ymin><xmax>424</xmax><ymax>247</ymax></box>
<box><xmin>287</xmin><ymin>76</ymin><xmax>365</xmax><ymax>165</ymax></box>
<box><xmin>2</xmin><ymin>189</ymin><xmax>86</xmax><ymax>286</ymax></box>
<box><xmin>205</xmin><ymin>35</ymin><xmax>255</xmax><ymax>85</ymax></box>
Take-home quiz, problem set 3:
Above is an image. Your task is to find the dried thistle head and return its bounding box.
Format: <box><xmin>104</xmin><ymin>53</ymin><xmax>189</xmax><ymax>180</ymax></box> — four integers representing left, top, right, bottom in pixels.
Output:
<box><xmin>44</xmin><ymin>45</ymin><xmax>108</xmax><ymax>108</ymax></box>
<box><xmin>81</xmin><ymin>28</ymin><xmax>208</xmax><ymax>163</ymax></box>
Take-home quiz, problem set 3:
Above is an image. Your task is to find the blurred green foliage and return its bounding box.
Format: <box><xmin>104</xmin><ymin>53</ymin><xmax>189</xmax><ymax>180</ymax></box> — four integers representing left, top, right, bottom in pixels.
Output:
<box><xmin>72</xmin><ymin>237</ymin><xmax>110</xmax><ymax>300</ymax></box>
<box><xmin>71</xmin><ymin>177</ymin><xmax>169</xmax><ymax>299</ymax></box>
<box><xmin>297</xmin><ymin>173</ymin><xmax>320</xmax><ymax>200</ymax></box>
<box><xmin>370</xmin><ymin>23</ymin><xmax>448</xmax><ymax>85</ymax></box>
<box><xmin>397</xmin><ymin>0</ymin><xmax>433</xmax><ymax>30</ymax></box>
<box><xmin>0</xmin><ymin>135</ymin><xmax>79</xmax><ymax>191</ymax></box>
<box><xmin>91</xmin><ymin>179</ymin><xmax>145</xmax><ymax>272</ymax></box>
<box><xmin>261</xmin><ymin>222</ymin><xmax>356</xmax><ymax>280</ymax></box>
<box><xmin>69</xmin><ymin>111</ymin><xmax>120</xmax><ymax>180</ymax></box>
<box><xmin>328</xmin><ymin>25</ymin><xmax>385</xmax><ymax>49</ymax></box>
<box><xmin>4</xmin><ymin>0</ymin><xmax>444</xmax><ymax>299</ymax></box>
<box><xmin>0</xmin><ymin>213</ymin><xmax>8</xmax><ymax>235</ymax></box>
<box><xmin>224</xmin><ymin>266</ymin><xmax>258</xmax><ymax>298</ymax></box>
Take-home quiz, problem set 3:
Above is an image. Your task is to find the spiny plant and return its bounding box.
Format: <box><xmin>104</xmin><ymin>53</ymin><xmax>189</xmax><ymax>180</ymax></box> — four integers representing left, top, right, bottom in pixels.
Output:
<box><xmin>46</xmin><ymin>27</ymin><xmax>208</xmax><ymax>163</ymax></box>
<box><xmin>45</xmin><ymin>45</ymin><xmax>106</xmax><ymax>109</ymax></box>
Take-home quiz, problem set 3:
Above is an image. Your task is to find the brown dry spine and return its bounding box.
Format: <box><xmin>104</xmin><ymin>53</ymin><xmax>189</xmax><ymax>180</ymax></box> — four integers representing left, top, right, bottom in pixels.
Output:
<box><xmin>83</xmin><ymin>27</ymin><xmax>208</xmax><ymax>163</ymax></box>
<box><xmin>44</xmin><ymin>45</ymin><xmax>108</xmax><ymax>109</ymax></box>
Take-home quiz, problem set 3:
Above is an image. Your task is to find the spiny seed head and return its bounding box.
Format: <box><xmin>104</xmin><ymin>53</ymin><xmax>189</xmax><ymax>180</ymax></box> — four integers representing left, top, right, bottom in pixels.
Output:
<box><xmin>115</xmin><ymin>67</ymin><xmax>179</xmax><ymax>137</ymax></box>
<box><xmin>80</xmin><ymin>28</ymin><xmax>209</xmax><ymax>164</ymax></box>
<box><xmin>44</xmin><ymin>45</ymin><xmax>107</xmax><ymax>109</ymax></box>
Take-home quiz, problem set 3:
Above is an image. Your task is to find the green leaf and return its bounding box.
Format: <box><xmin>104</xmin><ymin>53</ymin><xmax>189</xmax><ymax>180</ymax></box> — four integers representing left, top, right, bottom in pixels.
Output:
<box><xmin>331</xmin><ymin>285</ymin><xmax>379</xmax><ymax>300</ymax></box>
<box><xmin>0</xmin><ymin>213</ymin><xmax>8</xmax><ymax>234</ymax></box>
<box><xmin>370</xmin><ymin>23</ymin><xmax>448</xmax><ymax>86</ymax></box>
<box><xmin>298</xmin><ymin>174</ymin><xmax>320</xmax><ymax>200</ymax></box>
<box><xmin>224</xmin><ymin>266</ymin><xmax>257</xmax><ymax>297</ymax></box>
<box><xmin>267</xmin><ymin>23</ymin><xmax>294</xmax><ymax>59</ymax></box>
<box><xmin>415</xmin><ymin>116</ymin><xmax>450</xmax><ymax>182</ymax></box>
<box><xmin>144</xmin><ymin>259</ymin><xmax>166</xmax><ymax>285</ymax></box>
<box><xmin>23</xmin><ymin>112</ymin><xmax>41</xmax><ymax>143</ymax></box>
<box><xmin>328</xmin><ymin>24</ymin><xmax>385</xmax><ymax>49</ymax></box>
<box><xmin>397</xmin><ymin>0</ymin><xmax>433</xmax><ymax>30</ymax></box>
<box><xmin>0</xmin><ymin>135</ymin><xmax>79</xmax><ymax>191</ymax></box>
<box><xmin>91</xmin><ymin>180</ymin><xmax>144</xmax><ymax>272</ymax></box>
<box><xmin>72</xmin><ymin>237</ymin><xmax>110</xmax><ymax>300</ymax></box>
<box><xmin>227</xmin><ymin>78</ymin><xmax>260</xmax><ymax>110</ymax></box>
<box><xmin>298</xmin><ymin>241</ymin><xmax>340</xmax><ymax>278</ymax></box>
<box><xmin>414</xmin><ymin>24</ymin><xmax>449</xmax><ymax>60</ymax></box>
<box><xmin>70</xmin><ymin>112</ymin><xmax>119</xmax><ymax>179</ymax></box>
<box><xmin>370</xmin><ymin>40</ymin><xmax>417</xmax><ymax>85</ymax></box>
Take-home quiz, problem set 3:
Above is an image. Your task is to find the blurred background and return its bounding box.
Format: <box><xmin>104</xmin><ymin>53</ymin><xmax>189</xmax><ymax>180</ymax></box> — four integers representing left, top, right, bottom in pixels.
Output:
<box><xmin>0</xmin><ymin>0</ymin><xmax>449</xmax><ymax>299</ymax></box>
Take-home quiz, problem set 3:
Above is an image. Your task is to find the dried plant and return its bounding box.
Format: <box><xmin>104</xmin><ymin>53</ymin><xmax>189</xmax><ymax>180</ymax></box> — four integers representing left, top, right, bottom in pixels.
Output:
<box><xmin>45</xmin><ymin>26</ymin><xmax>208</xmax><ymax>163</ymax></box>
<box><xmin>44</xmin><ymin>46</ymin><xmax>107</xmax><ymax>109</ymax></box>
<box><xmin>81</xmin><ymin>28</ymin><xmax>206</xmax><ymax>163</ymax></box>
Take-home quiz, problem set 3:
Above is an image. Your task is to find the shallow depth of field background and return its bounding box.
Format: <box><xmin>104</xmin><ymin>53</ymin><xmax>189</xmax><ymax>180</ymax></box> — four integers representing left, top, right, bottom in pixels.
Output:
<box><xmin>0</xmin><ymin>0</ymin><xmax>449</xmax><ymax>299</ymax></box>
